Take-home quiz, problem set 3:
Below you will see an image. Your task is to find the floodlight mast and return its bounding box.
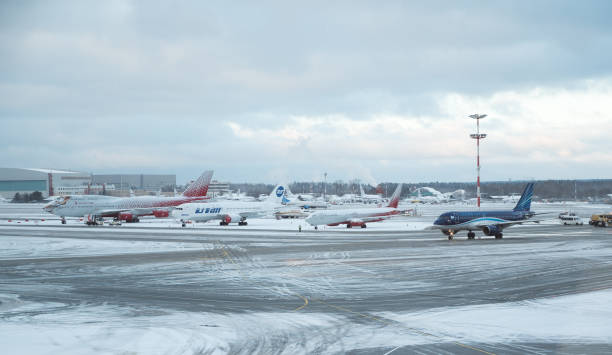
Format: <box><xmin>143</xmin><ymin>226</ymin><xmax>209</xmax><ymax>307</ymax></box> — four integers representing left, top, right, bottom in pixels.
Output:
<box><xmin>469</xmin><ymin>114</ymin><xmax>487</xmax><ymax>208</ymax></box>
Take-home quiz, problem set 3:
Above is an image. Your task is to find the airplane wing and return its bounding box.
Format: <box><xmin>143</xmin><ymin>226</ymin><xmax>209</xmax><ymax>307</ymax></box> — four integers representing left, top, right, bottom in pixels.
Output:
<box><xmin>238</xmin><ymin>210</ymin><xmax>268</xmax><ymax>219</ymax></box>
<box><xmin>471</xmin><ymin>217</ymin><xmax>545</xmax><ymax>229</ymax></box>
<box><xmin>95</xmin><ymin>207</ymin><xmax>174</xmax><ymax>217</ymax></box>
<box><xmin>350</xmin><ymin>215</ymin><xmax>397</xmax><ymax>223</ymax></box>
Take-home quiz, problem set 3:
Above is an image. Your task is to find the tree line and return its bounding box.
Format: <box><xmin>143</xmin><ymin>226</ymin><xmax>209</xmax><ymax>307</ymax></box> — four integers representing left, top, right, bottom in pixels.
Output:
<box><xmin>12</xmin><ymin>191</ymin><xmax>44</xmax><ymax>203</ymax></box>
<box><xmin>229</xmin><ymin>179</ymin><xmax>612</xmax><ymax>201</ymax></box>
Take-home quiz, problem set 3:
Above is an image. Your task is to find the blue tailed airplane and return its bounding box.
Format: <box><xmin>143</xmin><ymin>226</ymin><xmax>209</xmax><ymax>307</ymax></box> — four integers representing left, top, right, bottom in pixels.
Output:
<box><xmin>431</xmin><ymin>183</ymin><xmax>536</xmax><ymax>240</ymax></box>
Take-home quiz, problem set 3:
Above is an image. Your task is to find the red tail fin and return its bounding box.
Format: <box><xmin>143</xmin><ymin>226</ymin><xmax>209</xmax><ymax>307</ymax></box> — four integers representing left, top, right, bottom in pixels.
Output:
<box><xmin>387</xmin><ymin>183</ymin><xmax>402</xmax><ymax>208</ymax></box>
<box><xmin>183</xmin><ymin>170</ymin><xmax>214</xmax><ymax>197</ymax></box>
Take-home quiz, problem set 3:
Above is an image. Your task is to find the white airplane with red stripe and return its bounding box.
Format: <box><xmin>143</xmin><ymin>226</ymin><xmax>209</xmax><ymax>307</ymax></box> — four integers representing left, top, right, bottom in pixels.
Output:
<box><xmin>305</xmin><ymin>184</ymin><xmax>404</xmax><ymax>229</ymax></box>
<box><xmin>43</xmin><ymin>170</ymin><xmax>213</xmax><ymax>224</ymax></box>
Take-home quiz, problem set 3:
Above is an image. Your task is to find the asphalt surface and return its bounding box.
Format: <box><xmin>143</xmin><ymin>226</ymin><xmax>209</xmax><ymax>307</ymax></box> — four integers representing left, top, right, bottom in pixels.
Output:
<box><xmin>1</xmin><ymin>221</ymin><xmax>612</xmax><ymax>354</ymax></box>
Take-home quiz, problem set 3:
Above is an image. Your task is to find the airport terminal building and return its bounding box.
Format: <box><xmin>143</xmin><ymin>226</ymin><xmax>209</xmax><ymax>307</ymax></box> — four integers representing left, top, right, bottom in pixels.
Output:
<box><xmin>0</xmin><ymin>168</ymin><xmax>91</xmax><ymax>199</ymax></box>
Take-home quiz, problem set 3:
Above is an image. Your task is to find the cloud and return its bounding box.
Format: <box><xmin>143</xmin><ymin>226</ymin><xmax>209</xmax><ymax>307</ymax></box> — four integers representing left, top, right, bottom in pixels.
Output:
<box><xmin>1</xmin><ymin>1</ymin><xmax>612</xmax><ymax>182</ymax></box>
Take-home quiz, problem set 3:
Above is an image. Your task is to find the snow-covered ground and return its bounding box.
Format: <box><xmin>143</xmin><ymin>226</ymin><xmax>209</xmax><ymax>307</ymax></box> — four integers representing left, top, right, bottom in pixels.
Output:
<box><xmin>1</xmin><ymin>289</ymin><xmax>611</xmax><ymax>354</ymax></box>
<box><xmin>0</xmin><ymin>235</ymin><xmax>209</xmax><ymax>259</ymax></box>
<box><xmin>2</xmin><ymin>201</ymin><xmax>612</xmax><ymax>353</ymax></box>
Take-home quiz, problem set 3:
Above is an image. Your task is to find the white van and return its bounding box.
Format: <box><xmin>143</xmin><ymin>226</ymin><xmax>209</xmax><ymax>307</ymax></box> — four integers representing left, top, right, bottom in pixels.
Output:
<box><xmin>559</xmin><ymin>213</ymin><xmax>583</xmax><ymax>225</ymax></box>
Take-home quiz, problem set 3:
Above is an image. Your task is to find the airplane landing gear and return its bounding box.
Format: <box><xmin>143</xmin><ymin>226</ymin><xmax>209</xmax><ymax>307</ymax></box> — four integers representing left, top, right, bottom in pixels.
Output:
<box><xmin>361</xmin><ymin>224</ymin><xmax>367</xmax><ymax>228</ymax></box>
<box><xmin>445</xmin><ymin>230</ymin><xmax>455</xmax><ymax>240</ymax></box>
<box><xmin>467</xmin><ymin>231</ymin><xmax>475</xmax><ymax>239</ymax></box>
<box><xmin>238</xmin><ymin>221</ymin><xmax>248</xmax><ymax>226</ymax></box>
<box><xmin>495</xmin><ymin>232</ymin><xmax>503</xmax><ymax>239</ymax></box>
<box><xmin>61</xmin><ymin>217</ymin><xmax>66</xmax><ymax>225</ymax></box>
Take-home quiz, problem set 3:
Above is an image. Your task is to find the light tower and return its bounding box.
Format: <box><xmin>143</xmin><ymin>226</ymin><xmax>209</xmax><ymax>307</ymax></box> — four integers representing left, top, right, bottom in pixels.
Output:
<box><xmin>323</xmin><ymin>172</ymin><xmax>327</xmax><ymax>201</ymax></box>
<box><xmin>469</xmin><ymin>114</ymin><xmax>487</xmax><ymax>208</ymax></box>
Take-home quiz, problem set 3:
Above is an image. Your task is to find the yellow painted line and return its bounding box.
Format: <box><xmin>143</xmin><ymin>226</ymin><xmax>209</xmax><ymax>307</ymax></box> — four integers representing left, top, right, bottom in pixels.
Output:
<box><xmin>214</xmin><ymin>242</ymin><xmax>493</xmax><ymax>353</ymax></box>
<box><xmin>293</xmin><ymin>295</ymin><xmax>309</xmax><ymax>311</ymax></box>
<box><xmin>452</xmin><ymin>342</ymin><xmax>496</xmax><ymax>355</ymax></box>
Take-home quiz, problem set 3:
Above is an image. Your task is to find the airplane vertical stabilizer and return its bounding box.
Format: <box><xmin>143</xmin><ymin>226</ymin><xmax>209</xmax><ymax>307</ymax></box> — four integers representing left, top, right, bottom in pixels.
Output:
<box><xmin>387</xmin><ymin>184</ymin><xmax>403</xmax><ymax>208</ymax></box>
<box><xmin>513</xmin><ymin>183</ymin><xmax>534</xmax><ymax>212</ymax></box>
<box><xmin>266</xmin><ymin>185</ymin><xmax>287</xmax><ymax>204</ymax></box>
<box><xmin>183</xmin><ymin>170</ymin><xmax>214</xmax><ymax>197</ymax></box>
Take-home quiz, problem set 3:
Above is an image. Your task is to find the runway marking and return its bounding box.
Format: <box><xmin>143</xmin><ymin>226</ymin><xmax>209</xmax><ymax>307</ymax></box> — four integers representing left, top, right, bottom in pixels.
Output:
<box><xmin>311</xmin><ymin>297</ymin><xmax>495</xmax><ymax>355</ymax></box>
<box><xmin>215</xmin><ymin>241</ymin><xmax>310</xmax><ymax>312</ymax></box>
<box><xmin>382</xmin><ymin>345</ymin><xmax>402</xmax><ymax>355</ymax></box>
<box><xmin>212</xmin><ymin>240</ymin><xmax>495</xmax><ymax>354</ymax></box>
<box><xmin>294</xmin><ymin>295</ymin><xmax>309</xmax><ymax>311</ymax></box>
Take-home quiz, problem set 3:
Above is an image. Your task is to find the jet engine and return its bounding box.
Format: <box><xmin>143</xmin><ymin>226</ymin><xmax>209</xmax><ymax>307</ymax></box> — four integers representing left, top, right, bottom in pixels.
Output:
<box><xmin>118</xmin><ymin>212</ymin><xmax>139</xmax><ymax>223</ymax></box>
<box><xmin>482</xmin><ymin>225</ymin><xmax>501</xmax><ymax>236</ymax></box>
<box><xmin>220</xmin><ymin>214</ymin><xmax>242</xmax><ymax>225</ymax></box>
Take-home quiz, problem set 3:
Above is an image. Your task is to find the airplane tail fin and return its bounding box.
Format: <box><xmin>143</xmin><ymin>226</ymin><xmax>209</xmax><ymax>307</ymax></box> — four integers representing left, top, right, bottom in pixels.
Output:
<box><xmin>266</xmin><ymin>184</ymin><xmax>287</xmax><ymax>204</ymax></box>
<box><xmin>387</xmin><ymin>183</ymin><xmax>403</xmax><ymax>208</ymax></box>
<box><xmin>359</xmin><ymin>184</ymin><xmax>365</xmax><ymax>197</ymax></box>
<box><xmin>183</xmin><ymin>170</ymin><xmax>214</xmax><ymax>197</ymax></box>
<box><xmin>513</xmin><ymin>183</ymin><xmax>535</xmax><ymax>211</ymax></box>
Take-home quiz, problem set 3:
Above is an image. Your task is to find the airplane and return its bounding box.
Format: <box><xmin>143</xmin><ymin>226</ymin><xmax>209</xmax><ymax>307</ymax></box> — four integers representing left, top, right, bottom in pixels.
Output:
<box><xmin>359</xmin><ymin>184</ymin><xmax>385</xmax><ymax>204</ymax></box>
<box><xmin>174</xmin><ymin>184</ymin><xmax>288</xmax><ymax>226</ymax></box>
<box><xmin>491</xmin><ymin>193</ymin><xmax>521</xmax><ymax>204</ymax></box>
<box><xmin>305</xmin><ymin>184</ymin><xmax>404</xmax><ymax>229</ymax></box>
<box><xmin>43</xmin><ymin>170</ymin><xmax>214</xmax><ymax>225</ymax></box>
<box><xmin>405</xmin><ymin>187</ymin><xmax>466</xmax><ymax>204</ymax></box>
<box><xmin>430</xmin><ymin>183</ymin><xmax>537</xmax><ymax>240</ymax></box>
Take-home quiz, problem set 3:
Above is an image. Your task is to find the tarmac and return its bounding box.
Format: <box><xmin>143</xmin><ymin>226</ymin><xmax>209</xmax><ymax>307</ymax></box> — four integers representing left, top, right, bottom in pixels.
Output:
<box><xmin>1</xmin><ymin>216</ymin><xmax>612</xmax><ymax>354</ymax></box>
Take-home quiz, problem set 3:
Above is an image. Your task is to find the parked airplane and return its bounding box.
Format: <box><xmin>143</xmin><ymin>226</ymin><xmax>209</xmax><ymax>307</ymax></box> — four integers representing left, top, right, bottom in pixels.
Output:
<box><xmin>406</xmin><ymin>187</ymin><xmax>466</xmax><ymax>204</ymax></box>
<box><xmin>359</xmin><ymin>184</ymin><xmax>385</xmax><ymax>204</ymax></box>
<box><xmin>43</xmin><ymin>170</ymin><xmax>214</xmax><ymax>224</ymax></box>
<box><xmin>175</xmin><ymin>184</ymin><xmax>288</xmax><ymax>226</ymax></box>
<box><xmin>278</xmin><ymin>186</ymin><xmax>327</xmax><ymax>209</ymax></box>
<box><xmin>305</xmin><ymin>184</ymin><xmax>403</xmax><ymax>229</ymax></box>
<box><xmin>491</xmin><ymin>194</ymin><xmax>521</xmax><ymax>204</ymax></box>
<box><xmin>430</xmin><ymin>183</ymin><xmax>536</xmax><ymax>240</ymax></box>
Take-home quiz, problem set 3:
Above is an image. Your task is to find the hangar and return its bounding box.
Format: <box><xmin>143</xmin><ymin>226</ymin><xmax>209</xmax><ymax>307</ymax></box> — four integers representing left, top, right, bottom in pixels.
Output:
<box><xmin>0</xmin><ymin>168</ymin><xmax>91</xmax><ymax>199</ymax></box>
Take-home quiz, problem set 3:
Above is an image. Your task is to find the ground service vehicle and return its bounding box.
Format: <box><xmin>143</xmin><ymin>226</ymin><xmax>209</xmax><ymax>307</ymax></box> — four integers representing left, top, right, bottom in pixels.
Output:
<box><xmin>590</xmin><ymin>214</ymin><xmax>612</xmax><ymax>227</ymax></box>
<box><xmin>559</xmin><ymin>213</ymin><xmax>583</xmax><ymax>225</ymax></box>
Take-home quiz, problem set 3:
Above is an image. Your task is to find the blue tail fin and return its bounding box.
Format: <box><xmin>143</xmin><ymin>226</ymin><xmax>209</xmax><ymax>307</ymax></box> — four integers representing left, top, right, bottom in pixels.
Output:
<box><xmin>513</xmin><ymin>183</ymin><xmax>534</xmax><ymax>211</ymax></box>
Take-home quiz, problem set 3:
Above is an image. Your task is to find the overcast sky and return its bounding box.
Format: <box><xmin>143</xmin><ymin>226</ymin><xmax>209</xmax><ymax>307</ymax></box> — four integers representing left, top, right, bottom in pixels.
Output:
<box><xmin>1</xmin><ymin>1</ymin><xmax>611</xmax><ymax>184</ymax></box>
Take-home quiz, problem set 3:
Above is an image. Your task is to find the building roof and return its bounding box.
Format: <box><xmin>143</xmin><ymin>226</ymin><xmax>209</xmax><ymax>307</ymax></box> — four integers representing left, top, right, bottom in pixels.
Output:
<box><xmin>25</xmin><ymin>168</ymin><xmax>82</xmax><ymax>174</ymax></box>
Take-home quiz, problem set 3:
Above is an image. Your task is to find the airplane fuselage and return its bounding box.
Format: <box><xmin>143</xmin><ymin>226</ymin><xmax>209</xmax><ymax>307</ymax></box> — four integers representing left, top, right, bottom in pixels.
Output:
<box><xmin>306</xmin><ymin>207</ymin><xmax>400</xmax><ymax>226</ymax></box>
<box><xmin>176</xmin><ymin>200</ymin><xmax>276</xmax><ymax>223</ymax></box>
<box><xmin>432</xmin><ymin>210</ymin><xmax>534</xmax><ymax>232</ymax></box>
<box><xmin>44</xmin><ymin>195</ymin><xmax>207</xmax><ymax>218</ymax></box>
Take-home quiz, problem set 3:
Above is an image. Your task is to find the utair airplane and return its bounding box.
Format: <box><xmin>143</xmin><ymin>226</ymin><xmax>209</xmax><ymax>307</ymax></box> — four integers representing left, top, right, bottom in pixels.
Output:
<box><xmin>430</xmin><ymin>183</ymin><xmax>537</xmax><ymax>240</ymax></box>
<box><xmin>305</xmin><ymin>184</ymin><xmax>404</xmax><ymax>229</ymax></box>
<box><xmin>174</xmin><ymin>184</ymin><xmax>288</xmax><ymax>226</ymax></box>
<box><xmin>43</xmin><ymin>171</ymin><xmax>214</xmax><ymax>225</ymax></box>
